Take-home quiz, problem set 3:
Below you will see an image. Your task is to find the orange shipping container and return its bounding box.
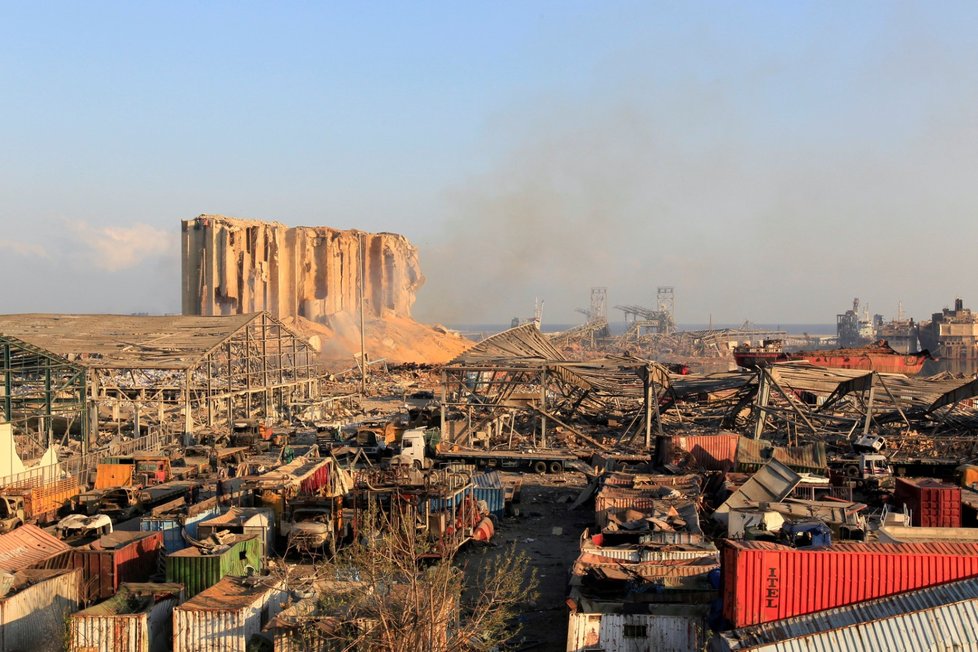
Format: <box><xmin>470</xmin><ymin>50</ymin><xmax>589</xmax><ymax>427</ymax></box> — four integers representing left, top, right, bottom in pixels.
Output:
<box><xmin>94</xmin><ymin>464</ymin><xmax>135</xmax><ymax>490</ymax></box>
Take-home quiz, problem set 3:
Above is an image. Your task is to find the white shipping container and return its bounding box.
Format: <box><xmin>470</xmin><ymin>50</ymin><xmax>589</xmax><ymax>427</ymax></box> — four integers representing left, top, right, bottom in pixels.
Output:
<box><xmin>173</xmin><ymin>576</ymin><xmax>287</xmax><ymax>652</ymax></box>
<box><xmin>567</xmin><ymin>611</ymin><xmax>706</xmax><ymax>652</ymax></box>
<box><xmin>0</xmin><ymin>568</ymin><xmax>82</xmax><ymax>652</ymax></box>
<box><xmin>69</xmin><ymin>583</ymin><xmax>184</xmax><ymax>652</ymax></box>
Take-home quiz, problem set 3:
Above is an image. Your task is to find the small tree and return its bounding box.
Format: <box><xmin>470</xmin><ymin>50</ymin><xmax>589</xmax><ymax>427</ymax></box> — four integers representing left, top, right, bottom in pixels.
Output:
<box><xmin>275</xmin><ymin>504</ymin><xmax>537</xmax><ymax>651</ymax></box>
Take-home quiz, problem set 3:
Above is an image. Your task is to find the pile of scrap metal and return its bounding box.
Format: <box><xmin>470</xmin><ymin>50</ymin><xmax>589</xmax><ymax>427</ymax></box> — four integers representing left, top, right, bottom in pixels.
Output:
<box><xmin>567</xmin><ymin>468</ymin><xmax>716</xmax><ymax>651</ymax></box>
<box><xmin>349</xmin><ymin>465</ymin><xmax>494</xmax><ymax>557</ymax></box>
<box><xmin>713</xmin><ymin>458</ymin><xmax>867</xmax><ymax>544</ymax></box>
<box><xmin>440</xmin><ymin>324</ymin><xmax>673</xmax><ymax>453</ymax></box>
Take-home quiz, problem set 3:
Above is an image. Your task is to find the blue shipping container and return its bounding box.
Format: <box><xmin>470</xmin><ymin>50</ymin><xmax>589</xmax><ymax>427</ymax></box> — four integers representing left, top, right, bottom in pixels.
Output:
<box><xmin>472</xmin><ymin>471</ymin><xmax>505</xmax><ymax>517</ymax></box>
<box><xmin>140</xmin><ymin>506</ymin><xmax>222</xmax><ymax>553</ymax></box>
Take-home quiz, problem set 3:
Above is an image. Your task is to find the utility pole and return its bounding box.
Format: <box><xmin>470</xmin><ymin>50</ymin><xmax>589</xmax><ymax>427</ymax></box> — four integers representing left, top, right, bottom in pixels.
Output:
<box><xmin>359</xmin><ymin>232</ymin><xmax>367</xmax><ymax>395</ymax></box>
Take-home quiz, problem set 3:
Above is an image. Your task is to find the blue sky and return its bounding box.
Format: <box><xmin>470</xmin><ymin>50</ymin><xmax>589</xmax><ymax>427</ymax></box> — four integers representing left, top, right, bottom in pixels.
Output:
<box><xmin>1</xmin><ymin>2</ymin><xmax>977</xmax><ymax>324</ymax></box>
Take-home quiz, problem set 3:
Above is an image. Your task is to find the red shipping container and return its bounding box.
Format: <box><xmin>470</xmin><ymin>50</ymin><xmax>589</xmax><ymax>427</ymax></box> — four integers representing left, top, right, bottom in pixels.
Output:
<box><xmin>673</xmin><ymin>433</ymin><xmax>739</xmax><ymax>471</ymax></box>
<box><xmin>723</xmin><ymin>540</ymin><xmax>978</xmax><ymax>627</ymax></box>
<box><xmin>894</xmin><ymin>477</ymin><xmax>962</xmax><ymax>528</ymax></box>
<box><xmin>71</xmin><ymin>530</ymin><xmax>163</xmax><ymax>602</ymax></box>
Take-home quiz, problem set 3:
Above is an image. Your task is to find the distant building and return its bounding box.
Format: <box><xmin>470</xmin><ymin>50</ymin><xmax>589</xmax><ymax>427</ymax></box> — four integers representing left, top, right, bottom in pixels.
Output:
<box><xmin>919</xmin><ymin>298</ymin><xmax>978</xmax><ymax>359</ymax></box>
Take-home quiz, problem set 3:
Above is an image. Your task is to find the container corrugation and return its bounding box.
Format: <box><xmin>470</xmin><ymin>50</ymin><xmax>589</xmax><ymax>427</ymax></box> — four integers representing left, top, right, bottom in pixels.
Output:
<box><xmin>0</xmin><ymin>523</ymin><xmax>72</xmax><ymax>571</ymax></box>
<box><xmin>722</xmin><ymin>540</ymin><xmax>978</xmax><ymax>627</ymax></box>
<box><xmin>582</xmin><ymin>542</ymin><xmax>718</xmax><ymax>563</ymax></box>
<box><xmin>721</xmin><ymin>599</ymin><xmax>978</xmax><ymax>652</ymax></box>
<box><xmin>73</xmin><ymin>531</ymin><xmax>164</xmax><ymax>602</ymax></box>
<box><xmin>895</xmin><ymin>477</ymin><xmax>962</xmax><ymax>528</ymax></box>
<box><xmin>735</xmin><ymin>438</ymin><xmax>827</xmax><ymax>473</ymax></box>
<box><xmin>166</xmin><ymin>536</ymin><xmax>263</xmax><ymax>597</ymax></box>
<box><xmin>0</xmin><ymin>568</ymin><xmax>82</xmax><ymax>652</ymax></box>
<box><xmin>172</xmin><ymin>577</ymin><xmax>287</xmax><ymax>652</ymax></box>
<box><xmin>472</xmin><ymin>471</ymin><xmax>505</xmax><ymax>517</ymax></box>
<box><xmin>674</xmin><ymin>433</ymin><xmax>739</xmax><ymax>471</ymax></box>
<box><xmin>70</xmin><ymin>611</ymin><xmax>148</xmax><ymax>651</ymax></box>
<box><xmin>140</xmin><ymin>506</ymin><xmax>222</xmax><ymax>553</ymax></box>
<box><xmin>567</xmin><ymin>611</ymin><xmax>707</xmax><ymax>652</ymax></box>
<box><xmin>716</xmin><ymin>575</ymin><xmax>978</xmax><ymax>650</ymax></box>
<box><xmin>68</xmin><ymin>585</ymin><xmax>182</xmax><ymax>652</ymax></box>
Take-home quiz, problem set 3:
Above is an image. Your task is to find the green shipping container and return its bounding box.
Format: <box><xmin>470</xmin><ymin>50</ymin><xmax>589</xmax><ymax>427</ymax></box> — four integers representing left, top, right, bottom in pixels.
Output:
<box><xmin>165</xmin><ymin>535</ymin><xmax>262</xmax><ymax>597</ymax></box>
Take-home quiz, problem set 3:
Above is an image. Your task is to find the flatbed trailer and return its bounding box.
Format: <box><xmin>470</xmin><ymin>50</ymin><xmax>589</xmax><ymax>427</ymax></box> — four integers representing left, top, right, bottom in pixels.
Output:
<box><xmin>436</xmin><ymin>448</ymin><xmax>579</xmax><ymax>474</ymax></box>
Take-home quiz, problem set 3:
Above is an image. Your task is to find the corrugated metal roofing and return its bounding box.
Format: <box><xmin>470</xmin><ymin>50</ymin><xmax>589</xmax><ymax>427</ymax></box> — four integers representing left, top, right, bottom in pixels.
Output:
<box><xmin>0</xmin><ymin>524</ymin><xmax>71</xmax><ymax>571</ymax></box>
<box><xmin>722</xmin><ymin>575</ymin><xmax>978</xmax><ymax>649</ymax></box>
<box><xmin>0</xmin><ymin>312</ymin><xmax>308</xmax><ymax>370</ymax></box>
<box><xmin>180</xmin><ymin>575</ymin><xmax>282</xmax><ymax>611</ymax></box>
<box><xmin>727</xmin><ymin>598</ymin><xmax>978</xmax><ymax>651</ymax></box>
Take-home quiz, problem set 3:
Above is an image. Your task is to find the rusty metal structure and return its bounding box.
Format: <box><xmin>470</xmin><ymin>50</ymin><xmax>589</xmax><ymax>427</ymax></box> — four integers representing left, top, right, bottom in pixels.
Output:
<box><xmin>0</xmin><ymin>313</ymin><xmax>317</xmax><ymax>454</ymax></box>
<box><xmin>441</xmin><ymin>324</ymin><xmax>672</xmax><ymax>450</ymax></box>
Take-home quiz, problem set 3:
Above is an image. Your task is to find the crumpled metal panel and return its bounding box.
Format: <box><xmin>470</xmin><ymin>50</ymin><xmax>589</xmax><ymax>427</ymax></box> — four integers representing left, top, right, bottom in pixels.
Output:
<box><xmin>0</xmin><ymin>523</ymin><xmax>72</xmax><ymax>571</ymax></box>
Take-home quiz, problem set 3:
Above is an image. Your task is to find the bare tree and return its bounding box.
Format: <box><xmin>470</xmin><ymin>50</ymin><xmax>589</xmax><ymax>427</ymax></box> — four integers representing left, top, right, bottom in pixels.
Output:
<box><xmin>269</xmin><ymin>504</ymin><xmax>537</xmax><ymax>651</ymax></box>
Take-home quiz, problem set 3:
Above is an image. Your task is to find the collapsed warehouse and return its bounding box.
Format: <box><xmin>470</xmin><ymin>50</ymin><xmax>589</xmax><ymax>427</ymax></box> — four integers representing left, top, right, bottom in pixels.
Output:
<box><xmin>0</xmin><ymin>312</ymin><xmax>318</xmax><ymax>459</ymax></box>
<box><xmin>6</xmin><ymin>312</ymin><xmax>978</xmax><ymax>650</ymax></box>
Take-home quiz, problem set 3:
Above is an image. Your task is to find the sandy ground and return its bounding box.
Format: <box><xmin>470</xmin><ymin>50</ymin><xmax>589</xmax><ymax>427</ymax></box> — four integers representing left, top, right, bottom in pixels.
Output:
<box><xmin>458</xmin><ymin>471</ymin><xmax>592</xmax><ymax>651</ymax></box>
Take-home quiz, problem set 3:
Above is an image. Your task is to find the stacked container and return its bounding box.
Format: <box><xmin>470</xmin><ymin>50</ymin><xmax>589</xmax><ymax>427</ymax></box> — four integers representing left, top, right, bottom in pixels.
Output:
<box><xmin>894</xmin><ymin>477</ymin><xmax>962</xmax><ymax>528</ymax></box>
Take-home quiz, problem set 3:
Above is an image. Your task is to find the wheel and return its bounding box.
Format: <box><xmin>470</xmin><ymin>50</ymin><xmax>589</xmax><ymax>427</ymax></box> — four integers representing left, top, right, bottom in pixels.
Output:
<box><xmin>532</xmin><ymin>460</ymin><xmax>547</xmax><ymax>474</ymax></box>
<box><xmin>844</xmin><ymin>465</ymin><xmax>859</xmax><ymax>478</ymax></box>
<box><xmin>412</xmin><ymin>460</ymin><xmax>423</xmax><ymax>470</ymax></box>
<box><xmin>548</xmin><ymin>461</ymin><xmax>563</xmax><ymax>474</ymax></box>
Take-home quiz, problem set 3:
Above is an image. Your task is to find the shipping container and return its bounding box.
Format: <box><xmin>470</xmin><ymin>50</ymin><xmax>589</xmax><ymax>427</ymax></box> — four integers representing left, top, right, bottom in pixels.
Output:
<box><xmin>673</xmin><ymin>433</ymin><xmax>739</xmax><ymax>471</ymax></box>
<box><xmin>68</xmin><ymin>582</ymin><xmax>184</xmax><ymax>652</ymax></box>
<box><xmin>714</xmin><ymin>575</ymin><xmax>978</xmax><ymax>651</ymax></box>
<box><xmin>140</xmin><ymin>504</ymin><xmax>223</xmax><ymax>553</ymax></box>
<box><xmin>894</xmin><ymin>477</ymin><xmax>962</xmax><ymax>527</ymax></box>
<box><xmin>0</xmin><ymin>522</ymin><xmax>72</xmax><ymax>571</ymax></box>
<box><xmin>567</xmin><ymin>609</ymin><xmax>708</xmax><ymax>652</ymax></box>
<box><xmin>735</xmin><ymin>438</ymin><xmax>827</xmax><ymax>474</ymax></box>
<box><xmin>172</xmin><ymin>575</ymin><xmax>287</xmax><ymax>652</ymax></box>
<box><xmin>94</xmin><ymin>463</ymin><xmax>136</xmax><ymax>489</ymax></box>
<box><xmin>197</xmin><ymin>507</ymin><xmax>275</xmax><ymax>557</ymax></box>
<box><xmin>472</xmin><ymin>471</ymin><xmax>505</xmax><ymax>517</ymax></box>
<box><xmin>166</xmin><ymin>535</ymin><xmax>262</xmax><ymax>597</ymax></box>
<box><xmin>0</xmin><ymin>567</ymin><xmax>82</xmax><ymax>652</ymax></box>
<box><xmin>73</xmin><ymin>530</ymin><xmax>164</xmax><ymax>603</ymax></box>
<box><xmin>722</xmin><ymin>540</ymin><xmax>978</xmax><ymax>627</ymax></box>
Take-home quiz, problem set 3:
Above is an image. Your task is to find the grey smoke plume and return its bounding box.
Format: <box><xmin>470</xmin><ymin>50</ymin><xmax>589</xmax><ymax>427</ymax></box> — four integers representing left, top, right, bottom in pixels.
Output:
<box><xmin>415</xmin><ymin>7</ymin><xmax>978</xmax><ymax>326</ymax></box>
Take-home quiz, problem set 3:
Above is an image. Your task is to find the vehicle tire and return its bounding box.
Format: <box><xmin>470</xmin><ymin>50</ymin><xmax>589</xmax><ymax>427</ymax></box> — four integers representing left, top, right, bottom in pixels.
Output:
<box><xmin>844</xmin><ymin>465</ymin><xmax>859</xmax><ymax>478</ymax></box>
<box><xmin>548</xmin><ymin>461</ymin><xmax>563</xmax><ymax>474</ymax></box>
<box><xmin>412</xmin><ymin>460</ymin><xmax>423</xmax><ymax>470</ymax></box>
<box><xmin>532</xmin><ymin>460</ymin><xmax>547</xmax><ymax>474</ymax></box>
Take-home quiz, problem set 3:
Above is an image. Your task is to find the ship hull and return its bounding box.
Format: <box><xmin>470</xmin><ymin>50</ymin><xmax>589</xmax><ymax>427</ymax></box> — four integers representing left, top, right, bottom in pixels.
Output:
<box><xmin>789</xmin><ymin>344</ymin><xmax>930</xmax><ymax>376</ymax></box>
<box><xmin>732</xmin><ymin>351</ymin><xmax>788</xmax><ymax>369</ymax></box>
